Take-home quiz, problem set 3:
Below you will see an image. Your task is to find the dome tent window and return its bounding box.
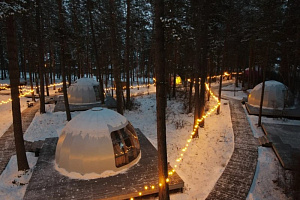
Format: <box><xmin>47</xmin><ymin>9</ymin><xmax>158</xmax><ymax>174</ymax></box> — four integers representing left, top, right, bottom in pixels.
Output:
<box><xmin>111</xmin><ymin>123</ymin><xmax>141</xmax><ymax>168</ymax></box>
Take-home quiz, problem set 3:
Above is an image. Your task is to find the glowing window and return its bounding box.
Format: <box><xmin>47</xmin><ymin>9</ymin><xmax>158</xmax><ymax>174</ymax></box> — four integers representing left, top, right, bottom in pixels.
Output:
<box><xmin>111</xmin><ymin>123</ymin><xmax>140</xmax><ymax>168</ymax></box>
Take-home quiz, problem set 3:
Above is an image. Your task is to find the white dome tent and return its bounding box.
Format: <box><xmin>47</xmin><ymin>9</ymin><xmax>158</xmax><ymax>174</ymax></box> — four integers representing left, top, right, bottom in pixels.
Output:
<box><xmin>67</xmin><ymin>78</ymin><xmax>99</xmax><ymax>104</ymax></box>
<box><xmin>55</xmin><ymin>108</ymin><xmax>141</xmax><ymax>178</ymax></box>
<box><xmin>248</xmin><ymin>80</ymin><xmax>294</xmax><ymax>109</ymax></box>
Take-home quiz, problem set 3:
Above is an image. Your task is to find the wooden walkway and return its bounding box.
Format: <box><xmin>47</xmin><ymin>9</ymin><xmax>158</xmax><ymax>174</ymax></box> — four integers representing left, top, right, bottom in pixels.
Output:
<box><xmin>246</xmin><ymin>103</ymin><xmax>300</xmax><ymax>119</ymax></box>
<box><xmin>262</xmin><ymin>123</ymin><xmax>300</xmax><ymax>170</ymax></box>
<box><xmin>24</xmin><ymin>129</ymin><xmax>184</xmax><ymax>200</ymax></box>
<box><xmin>0</xmin><ymin>101</ymin><xmax>40</xmax><ymax>175</ymax></box>
<box><xmin>206</xmin><ymin>99</ymin><xmax>258</xmax><ymax>200</ymax></box>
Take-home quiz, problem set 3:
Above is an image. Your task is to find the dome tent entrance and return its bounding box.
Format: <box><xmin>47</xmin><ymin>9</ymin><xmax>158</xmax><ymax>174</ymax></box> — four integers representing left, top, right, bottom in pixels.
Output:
<box><xmin>55</xmin><ymin>107</ymin><xmax>141</xmax><ymax>178</ymax></box>
<box><xmin>67</xmin><ymin>78</ymin><xmax>100</xmax><ymax>104</ymax></box>
<box><xmin>248</xmin><ymin>80</ymin><xmax>294</xmax><ymax>109</ymax></box>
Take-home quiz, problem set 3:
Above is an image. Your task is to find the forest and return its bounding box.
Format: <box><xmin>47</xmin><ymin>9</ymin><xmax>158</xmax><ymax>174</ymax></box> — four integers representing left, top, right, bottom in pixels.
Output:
<box><xmin>1</xmin><ymin>0</ymin><xmax>300</xmax><ymax>199</ymax></box>
<box><xmin>1</xmin><ymin>0</ymin><xmax>299</xmax><ymax>96</ymax></box>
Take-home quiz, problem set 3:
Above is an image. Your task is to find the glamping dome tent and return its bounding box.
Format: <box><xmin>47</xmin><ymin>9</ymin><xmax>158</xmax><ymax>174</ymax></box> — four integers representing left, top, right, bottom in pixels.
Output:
<box><xmin>67</xmin><ymin>78</ymin><xmax>99</xmax><ymax>104</ymax></box>
<box><xmin>55</xmin><ymin>108</ymin><xmax>141</xmax><ymax>176</ymax></box>
<box><xmin>248</xmin><ymin>80</ymin><xmax>294</xmax><ymax>109</ymax></box>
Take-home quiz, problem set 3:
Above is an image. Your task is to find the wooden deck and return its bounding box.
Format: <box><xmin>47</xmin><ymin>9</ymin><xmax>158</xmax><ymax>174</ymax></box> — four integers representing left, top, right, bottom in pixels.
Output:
<box><xmin>53</xmin><ymin>96</ymin><xmax>104</xmax><ymax>112</ymax></box>
<box><xmin>262</xmin><ymin>123</ymin><xmax>300</xmax><ymax>170</ymax></box>
<box><xmin>24</xmin><ymin>129</ymin><xmax>184</xmax><ymax>200</ymax></box>
<box><xmin>245</xmin><ymin>103</ymin><xmax>300</xmax><ymax>119</ymax></box>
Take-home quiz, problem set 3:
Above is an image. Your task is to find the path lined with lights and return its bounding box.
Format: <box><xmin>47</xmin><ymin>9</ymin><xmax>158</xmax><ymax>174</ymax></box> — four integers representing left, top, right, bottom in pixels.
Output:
<box><xmin>104</xmin><ymin>83</ymin><xmax>152</xmax><ymax>93</ymax></box>
<box><xmin>2</xmin><ymin>77</ymin><xmax>222</xmax><ymax>199</ymax></box>
<box><xmin>0</xmin><ymin>82</ymin><xmax>64</xmax><ymax>107</ymax></box>
<box><xmin>129</xmin><ymin>83</ymin><xmax>221</xmax><ymax>200</ymax></box>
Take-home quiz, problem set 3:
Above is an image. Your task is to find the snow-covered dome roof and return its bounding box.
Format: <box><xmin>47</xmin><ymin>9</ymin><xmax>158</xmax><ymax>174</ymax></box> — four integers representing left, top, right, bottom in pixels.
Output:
<box><xmin>248</xmin><ymin>80</ymin><xmax>294</xmax><ymax>109</ymax></box>
<box><xmin>55</xmin><ymin>108</ymin><xmax>141</xmax><ymax>178</ymax></box>
<box><xmin>67</xmin><ymin>78</ymin><xmax>99</xmax><ymax>104</ymax></box>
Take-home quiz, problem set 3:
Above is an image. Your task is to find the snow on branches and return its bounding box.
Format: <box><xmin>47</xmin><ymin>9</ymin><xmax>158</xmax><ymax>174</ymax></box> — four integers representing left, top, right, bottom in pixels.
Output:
<box><xmin>0</xmin><ymin>0</ymin><xmax>34</xmax><ymax>19</ymax></box>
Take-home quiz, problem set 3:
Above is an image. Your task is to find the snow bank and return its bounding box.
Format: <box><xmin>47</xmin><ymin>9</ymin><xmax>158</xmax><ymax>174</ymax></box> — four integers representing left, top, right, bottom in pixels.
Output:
<box><xmin>0</xmin><ymin>152</ymin><xmax>38</xmax><ymax>200</ymax></box>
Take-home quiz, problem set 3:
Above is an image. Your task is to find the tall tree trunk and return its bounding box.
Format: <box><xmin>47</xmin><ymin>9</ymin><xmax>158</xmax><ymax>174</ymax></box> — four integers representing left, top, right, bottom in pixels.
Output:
<box><xmin>45</xmin><ymin>66</ymin><xmax>50</xmax><ymax>96</ymax></box>
<box><xmin>0</xmin><ymin>22</ymin><xmax>5</xmax><ymax>80</ymax></box>
<box><xmin>217</xmin><ymin>26</ymin><xmax>228</xmax><ymax>114</ymax></box>
<box><xmin>258</xmin><ymin>46</ymin><xmax>268</xmax><ymax>127</ymax></box>
<box><xmin>35</xmin><ymin>72</ymin><xmax>39</xmax><ymax>94</ymax></box>
<box><xmin>36</xmin><ymin>0</ymin><xmax>46</xmax><ymax>113</ymax></box>
<box><xmin>258</xmin><ymin>65</ymin><xmax>266</xmax><ymax>127</ymax></box>
<box><xmin>19</xmin><ymin>33</ymin><xmax>25</xmax><ymax>80</ymax></box>
<box><xmin>188</xmin><ymin>74</ymin><xmax>194</xmax><ymax>113</ymax></box>
<box><xmin>57</xmin><ymin>0</ymin><xmax>71</xmax><ymax>121</ymax></box>
<box><xmin>71</xmin><ymin>0</ymin><xmax>83</xmax><ymax>79</ymax></box>
<box><xmin>51</xmin><ymin>46</ymin><xmax>56</xmax><ymax>90</ymax></box>
<box><xmin>155</xmin><ymin>0</ymin><xmax>170</xmax><ymax>199</ymax></box>
<box><xmin>199</xmin><ymin>72</ymin><xmax>206</xmax><ymax>128</ymax></box>
<box><xmin>87</xmin><ymin>0</ymin><xmax>105</xmax><ymax>104</ymax></box>
<box><xmin>28</xmin><ymin>53</ymin><xmax>35</xmax><ymax>102</ymax></box>
<box><xmin>193</xmin><ymin>74</ymin><xmax>200</xmax><ymax>137</ymax></box>
<box><xmin>125</xmin><ymin>0</ymin><xmax>131</xmax><ymax>108</ymax></box>
<box><xmin>207</xmin><ymin>57</ymin><xmax>211</xmax><ymax>101</ymax></box>
<box><xmin>199</xmin><ymin>19</ymin><xmax>208</xmax><ymax>128</ymax></box>
<box><xmin>136</xmin><ymin>50</ymin><xmax>139</xmax><ymax>90</ymax></box>
<box><xmin>248</xmin><ymin>40</ymin><xmax>254</xmax><ymax>89</ymax></box>
<box><xmin>217</xmin><ymin>73</ymin><xmax>223</xmax><ymax>114</ymax></box>
<box><xmin>29</xmin><ymin>63</ymin><xmax>35</xmax><ymax>102</ymax></box>
<box><xmin>109</xmin><ymin>0</ymin><xmax>123</xmax><ymax>115</ymax></box>
<box><xmin>6</xmin><ymin>9</ymin><xmax>29</xmax><ymax>171</ymax></box>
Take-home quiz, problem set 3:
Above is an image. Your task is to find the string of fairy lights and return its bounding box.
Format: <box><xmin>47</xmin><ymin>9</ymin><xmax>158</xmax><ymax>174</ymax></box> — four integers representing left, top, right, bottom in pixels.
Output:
<box><xmin>0</xmin><ymin>81</ymin><xmax>153</xmax><ymax>107</ymax></box>
<box><xmin>1</xmin><ymin>70</ymin><xmax>232</xmax><ymax>107</ymax></box>
<box><xmin>0</xmin><ymin>82</ymin><xmax>65</xmax><ymax>106</ymax></box>
<box><xmin>129</xmin><ymin>82</ymin><xmax>221</xmax><ymax>200</ymax></box>
<box><xmin>104</xmin><ymin>83</ymin><xmax>152</xmax><ymax>92</ymax></box>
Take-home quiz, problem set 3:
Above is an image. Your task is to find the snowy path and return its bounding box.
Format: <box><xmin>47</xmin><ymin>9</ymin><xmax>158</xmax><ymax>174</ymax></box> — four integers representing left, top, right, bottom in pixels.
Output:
<box><xmin>0</xmin><ymin>102</ymin><xmax>40</xmax><ymax>175</ymax></box>
<box><xmin>206</xmin><ymin>99</ymin><xmax>258</xmax><ymax>200</ymax></box>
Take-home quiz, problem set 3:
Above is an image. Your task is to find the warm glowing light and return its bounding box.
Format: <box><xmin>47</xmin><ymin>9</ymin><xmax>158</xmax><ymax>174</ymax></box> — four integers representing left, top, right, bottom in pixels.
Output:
<box><xmin>116</xmin><ymin>79</ymin><xmax>221</xmax><ymax>198</ymax></box>
<box><xmin>175</xmin><ymin>76</ymin><xmax>182</xmax><ymax>85</ymax></box>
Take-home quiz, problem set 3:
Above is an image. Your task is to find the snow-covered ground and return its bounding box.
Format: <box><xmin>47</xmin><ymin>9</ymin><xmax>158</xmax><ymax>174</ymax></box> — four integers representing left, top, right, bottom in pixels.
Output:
<box><xmin>125</xmin><ymin>93</ymin><xmax>234</xmax><ymax>200</ymax></box>
<box><xmin>0</xmin><ymin>91</ymin><xmax>29</xmax><ymax>137</ymax></box>
<box><xmin>0</xmin><ymin>78</ymin><xmax>295</xmax><ymax>200</ymax></box>
<box><xmin>0</xmin><ymin>78</ymin><xmax>63</xmax><ymax>137</ymax></box>
<box><xmin>0</xmin><ymin>152</ymin><xmax>38</xmax><ymax>200</ymax></box>
<box><xmin>246</xmin><ymin>107</ymin><xmax>298</xmax><ymax>200</ymax></box>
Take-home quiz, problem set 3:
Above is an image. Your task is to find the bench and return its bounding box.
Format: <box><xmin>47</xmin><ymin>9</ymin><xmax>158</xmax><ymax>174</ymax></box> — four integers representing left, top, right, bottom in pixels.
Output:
<box><xmin>27</xmin><ymin>101</ymin><xmax>34</xmax><ymax>108</ymax></box>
